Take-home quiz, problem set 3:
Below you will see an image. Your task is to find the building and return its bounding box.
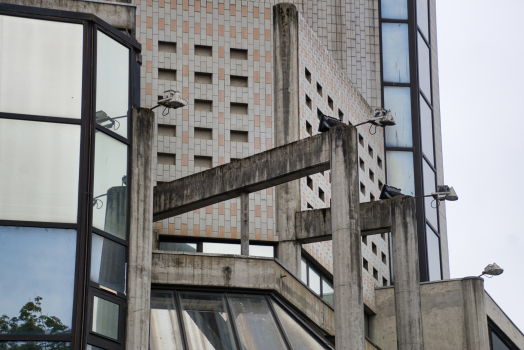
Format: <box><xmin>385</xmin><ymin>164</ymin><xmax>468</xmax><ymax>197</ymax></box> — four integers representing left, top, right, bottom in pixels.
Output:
<box><xmin>0</xmin><ymin>0</ymin><xmax>522</xmax><ymax>350</ymax></box>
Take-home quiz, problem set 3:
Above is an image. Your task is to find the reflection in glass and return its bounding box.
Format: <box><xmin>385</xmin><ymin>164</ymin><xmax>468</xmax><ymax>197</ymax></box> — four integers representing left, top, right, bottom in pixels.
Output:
<box><xmin>0</xmin><ymin>226</ymin><xmax>76</xmax><ymax>334</ymax></box>
<box><xmin>203</xmin><ymin>242</ymin><xmax>241</xmax><ymax>255</ymax></box>
<box><xmin>0</xmin><ymin>342</ymin><xmax>71</xmax><ymax>350</ymax></box>
<box><xmin>93</xmin><ymin>131</ymin><xmax>128</xmax><ymax>240</ymax></box>
<box><xmin>308</xmin><ymin>267</ymin><xmax>321</xmax><ymax>295</ymax></box>
<box><xmin>228</xmin><ymin>294</ymin><xmax>287</xmax><ymax>350</ymax></box>
<box><xmin>420</xmin><ymin>95</ymin><xmax>434</xmax><ymax>165</ymax></box>
<box><xmin>385</xmin><ymin>151</ymin><xmax>415</xmax><ymax>196</ymax></box>
<box><xmin>426</xmin><ymin>226</ymin><xmax>441</xmax><ymax>281</ymax></box>
<box><xmin>91</xmin><ymin>234</ymin><xmax>126</xmax><ymax>293</ymax></box>
<box><xmin>381</xmin><ymin>0</ymin><xmax>407</xmax><ymax>20</ymax></box>
<box><xmin>301</xmin><ymin>258</ymin><xmax>308</xmax><ymax>284</ymax></box>
<box><xmin>87</xmin><ymin>345</ymin><xmax>105</xmax><ymax>350</ymax></box>
<box><xmin>416</xmin><ymin>0</ymin><xmax>429</xmax><ymax>40</ymax></box>
<box><xmin>160</xmin><ymin>242</ymin><xmax>197</xmax><ymax>252</ymax></box>
<box><xmin>272</xmin><ymin>301</ymin><xmax>328</xmax><ymax>350</ymax></box>
<box><xmin>0</xmin><ymin>15</ymin><xmax>83</xmax><ymax>119</ymax></box>
<box><xmin>249</xmin><ymin>245</ymin><xmax>274</xmax><ymax>258</ymax></box>
<box><xmin>150</xmin><ymin>291</ymin><xmax>184</xmax><ymax>350</ymax></box>
<box><xmin>322</xmin><ymin>278</ymin><xmax>334</xmax><ymax>307</ymax></box>
<box><xmin>96</xmin><ymin>31</ymin><xmax>130</xmax><ymax>138</ymax></box>
<box><xmin>417</xmin><ymin>34</ymin><xmax>431</xmax><ymax>101</ymax></box>
<box><xmin>423</xmin><ymin>160</ymin><xmax>438</xmax><ymax>230</ymax></box>
<box><xmin>384</xmin><ymin>87</ymin><xmax>413</xmax><ymax>147</ymax></box>
<box><xmin>0</xmin><ymin>119</ymin><xmax>80</xmax><ymax>223</ymax></box>
<box><xmin>491</xmin><ymin>331</ymin><xmax>511</xmax><ymax>350</ymax></box>
<box><xmin>382</xmin><ymin>23</ymin><xmax>410</xmax><ymax>83</ymax></box>
<box><xmin>179</xmin><ymin>292</ymin><xmax>237</xmax><ymax>350</ymax></box>
<box><xmin>92</xmin><ymin>296</ymin><xmax>120</xmax><ymax>340</ymax></box>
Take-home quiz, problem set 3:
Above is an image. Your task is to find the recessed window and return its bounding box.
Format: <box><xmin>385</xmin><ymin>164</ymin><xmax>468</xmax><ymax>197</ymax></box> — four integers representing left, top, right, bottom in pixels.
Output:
<box><xmin>377</xmin><ymin>156</ymin><xmax>383</xmax><ymax>169</ymax></box>
<box><xmin>158</xmin><ymin>41</ymin><xmax>177</xmax><ymax>53</ymax></box>
<box><xmin>372</xmin><ymin>242</ymin><xmax>377</xmax><ymax>255</ymax></box>
<box><xmin>158</xmin><ymin>124</ymin><xmax>176</xmax><ymax>137</ymax></box>
<box><xmin>194</xmin><ymin>127</ymin><xmax>213</xmax><ymax>140</ymax></box>
<box><xmin>378</xmin><ymin>180</ymin><xmax>384</xmax><ymax>190</ymax></box>
<box><xmin>368</xmin><ymin>145</ymin><xmax>374</xmax><ymax>158</ymax></box>
<box><xmin>370</xmin><ymin>193</ymin><xmax>375</xmax><ymax>202</ymax></box>
<box><xmin>305</xmin><ymin>94</ymin><xmax>312</xmax><ymax>109</ymax></box>
<box><xmin>306</xmin><ymin>121</ymin><xmax>312</xmax><ymax>136</ymax></box>
<box><xmin>382</xmin><ymin>252</ymin><xmax>387</xmax><ymax>264</ymax></box>
<box><xmin>230</xmin><ymin>130</ymin><xmax>249</xmax><ymax>142</ymax></box>
<box><xmin>383</xmin><ymin>277</ymin><xmax>388</xmax><ymax>287</ymax></box>
<box><xmin>157</xmin><ymin>152</ymin><xmax>176</xmax><ymax>166</ymax></box>
<box><xmin>359</xmin><ymin>158</ymin><xmax>365</xmax><ymax>171</ymax></box>
<box><xmin>194</xmin><ymin>72</ymin><xmax>212</xmax><ymax>84</ymax></box>
<box><xmin>195</xmin><ymin>99</ymin><xmax>213</xmax><ymax>112</ymax></box>
<box><xmin>230</xmin><ymin>102</ymin><xmax>248</xmax><ymax>115</ymax></box>
<box><xmin>359</xmin><ymin>133</ymin><xmax>364</xmax><ymax>147</ymax></box>
<box><xmin>316</xmin><ymin>82</ymin><xmax>323</xmax><ymax>96</ymax></box>
<box><xmin>307</xmin><ymin>176</ymin><xmax>313</xmax><ymax>190</ymax></box>
<box><xmin>230</xmin><ymin>48</ymin><xmax>248</xmax><ymax>60</ymax></box>
<box><xmin>307</xmin><ymin>202</ymin><xmax>314</xmax><ymax>210</ymax></box>
<box><xmin>369</xmin><ymin>169</ymin><xmax>375</xmax><ymax>182</ymax></box>
<box><xmin>317</xmin><ymin>108</ymin><xmax>324</xmax><ymax>120</ymax></box>
<box><xmin>363</xmin><ymin>258</ymin><xmax>369</xmax><ymax>271</ymax></box>
<box><xmin>373</xmin><ymin>268</ymin><xmax>379</xmax><ymax>280</ymax></box>
<box><xmin>362</xmin><ymin>235</ymin><xmax>368</xmax><ymax>245</ymax></box>
<box><xmin>319</xmin><ymin>188</ymin><xmax>325</xmax><ymax>202</ymax></box>
<box><xmin>360</xmin><ymin>182</ymin><xmax>366</xmax><ymax>195</ymax></box>
<box><xmin>338</xmin><ymin>109</ymin><xmax>344</xmax><ymax>120</ymax></box>
<box><xmin>195</xmin><ymin>44</ymin><xmax>212</xmax><ymax>57</ymax></box>
<box><xmin>381</xmin><ymin>232</ymin><xmax>386</xmax><ymax>240</ymax></box>
<box><xmin>230</xmin><ymin>75</ymin><xmax>248</xmax><ymax>87</ymax></box>
<box><xmin>305</xmin><ymin>67</ymin><xmax>311</xmax><ymax>82</ymax></box>
<box><xmin>194</xmin><ymin>156</ymin><xmax>212</xmax><ymax>168</ymax></box>
<box><xmin>328</xmin><ymin>96</ymin><xmax>333</xmax><ymax>110</ymax></box>
<box><xmin>159</xmin><ymin>68</ymin><xmax>177</xmax><ymax>81</ymax></box>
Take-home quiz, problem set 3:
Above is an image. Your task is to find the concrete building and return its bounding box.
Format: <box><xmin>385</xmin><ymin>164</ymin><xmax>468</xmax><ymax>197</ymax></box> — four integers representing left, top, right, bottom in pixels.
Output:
<box><xmin>0</xmin><ymin>1</ymin><xmax>522</xmax><ymax>350</ymax></box>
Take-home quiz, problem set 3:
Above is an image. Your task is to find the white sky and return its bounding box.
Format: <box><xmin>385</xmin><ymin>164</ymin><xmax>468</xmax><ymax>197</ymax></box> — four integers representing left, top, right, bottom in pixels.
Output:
<box><xmin>437</xmin><ymin>0</ymin><xmax>524</xmax><ymax>332</ymax></box>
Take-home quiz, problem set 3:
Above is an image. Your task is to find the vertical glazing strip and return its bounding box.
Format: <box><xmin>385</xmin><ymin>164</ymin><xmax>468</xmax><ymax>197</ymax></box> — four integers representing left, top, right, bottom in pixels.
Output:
<box><xmin>265</xmin><ymin>295</ymin><xmax>293</xmax><ymax>350</ymax></box>
<box><xmin>174</xmin><ymin>291</ymin><xmax>189</xmax><ymax>350</ymax></box>
<box><xmin>224</xmin><ymin>292</ymin><xmax>243</xmax><ymax>350</ymax></box>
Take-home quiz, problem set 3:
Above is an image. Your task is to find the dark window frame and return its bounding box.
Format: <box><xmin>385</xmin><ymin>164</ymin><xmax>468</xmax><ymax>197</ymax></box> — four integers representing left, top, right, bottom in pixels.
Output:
<box><xmin>300</xmin><ymin>252</ymin><xmax>334</xmax><ymax>307</ymax></box>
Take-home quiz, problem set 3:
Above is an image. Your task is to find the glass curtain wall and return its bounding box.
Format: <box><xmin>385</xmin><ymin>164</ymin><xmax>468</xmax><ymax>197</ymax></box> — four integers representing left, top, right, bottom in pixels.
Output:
<box><xmin>380</xmin><ymin>0</ymin><xmax>441</xmax><ymax>281</ymax></box>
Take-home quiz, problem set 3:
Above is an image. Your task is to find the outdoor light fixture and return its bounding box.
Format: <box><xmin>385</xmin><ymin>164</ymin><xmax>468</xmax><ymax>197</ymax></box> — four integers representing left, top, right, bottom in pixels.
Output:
<box><xmin>354</xmin><ymin>108</ymin><xmax>396</xmax><ymax>127</ymax></box>
<box><xmin>430</xmin><ymin>185</ymin><xmax>458</xmax><ymax>201</ymax></box>
<box><xmin>318</xmin><ymin>113</ymin><xmax>344</xmax><ymax>132</ymax></box>
<box><xmin>151</xmin><ymin>89</ymin><xmax>188</xmax><ymax>115</ymax></box>
<box><xmin>479</xmin><ymin>263</ymin><xmax>504</xmax><ymax>278</ymax></box>
<box><xmin>96</xmin><ymin>110</ymin><xmax>127</xmax><ymax>131</ymax></box>
<box><xmin>379</xmin><ymin>184</ymin><xmax>403</xmax><ymax>200</ymax></box>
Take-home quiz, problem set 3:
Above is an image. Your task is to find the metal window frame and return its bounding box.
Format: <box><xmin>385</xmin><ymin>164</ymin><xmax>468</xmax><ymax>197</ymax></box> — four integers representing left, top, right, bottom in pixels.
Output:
<box><xmin>488</xmin><ymin>317</ymin><xmax>521</xmax><ymax>350</ymax></box>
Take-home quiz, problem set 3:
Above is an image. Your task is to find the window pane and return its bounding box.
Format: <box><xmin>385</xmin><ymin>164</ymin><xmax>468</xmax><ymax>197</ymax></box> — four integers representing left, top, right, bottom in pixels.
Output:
<box><xmin>91</xmin><ymin>234</ymin><xmax>126</xmax><ymax>293</ymax></box>
<box><xmin>93</xmin><ymin>131</ymin><xmax>128</xmax><ymax>240</ymax></box>
<box><xmin>492</xmin><ymin>331</ymin><xmax>511</xmax><ymax>350</ymax></box>
<box><xmin>417</xmin><ymin>34</ymin><xmax>431</xmax><ymax>102</ymax></box>
<box><xmin>228</xmin><ymin>294</ymin><xmax>287</xmax><ymax>350</ymax></box>
<box><xmin>179</xmin><ymin>292</ymin><xmax>237</xmax><ymax>350</ymax></box>
<box><xmin>422</xmin><ymin>160</ymin><xmax>438</xmax><ymax>229</ymax></box>
<box><xmin>0</xmin><ymin>15</ymin><xmax>83</xmax><ymax>119</ymax></box>
<box><xmin>426</xmin><ymin>226</ymin><xmax>441</xmax><ymax>281</ymax></box>
<box><xmin>420</xmin><ymin>95</ymin><xmax>434</xmax><ymax>165</ymax></box>
<box><xmin>203</xmin><ymin>242</ymin><xmax>241</xmax><ymax>255</ymax></box>
<box><xmin>0</xmin><ymin>119</ymin><xmax>80</xmax><ymax>223</ymax></box>
<box><xmin>364</xmin><ymin>313</ymin><xmax>370</xmax><ymax>338</ymax></box>
<box><xmin>382</xmin><ymin>23</ymin><xmax>410</xmax><ymax>83</ymax></box>
<box><xmin>301</xmin><ymin>258</ymin><xmax>308</xmax><ymax>284</ymax></box>
<box><xmin>381</xmin><ymin>0</ymin><xmax>407</xmax><ymax>19</ymax></box>
<box><xmin>416</xmin><ymin>0</ymin><xmax>429</xmax><ymax>40</ymax></box>
<box><xmin>308</xmin><ymin>267</ymin><xmax>321</xmax><ymax>295</ymax></box>
<box><xmin>385</xmin><ymin>151</ymin><xmax>415</xmax><ymax>196</ymax></box>
<box><xmin>87</xmin><ymin>345</ymin><xmax>105</xmax><ymax>350</ymax></box>
<box><xmin>249</xmin><ymin>245</ymin><xmax>274</xmax><ymax>258</ymax></box>
<box><xmin>159</xmin><ymin>242</ymin><xmax>197</xmax><ymax>252</ymax></box>
<box><xmin>322</xmin><ymin>278</ymin><xmax>334</xmax><ymax>307</ymax></box>
<box><xmin>150</xmin><ymin>291</ymin><xmax>184</xmax><ymax>350</ymax></box>
<box><xmin>272</xmin><ymin>301</ymin><xmax>328</xmax><ymax>350</ymax></box>
<box><xmin>0</xmin><ymin>342</ymin><xmax>71</xmax><ymax>350</ymax></box>
<box><xmin>96</xmin><ymin>31</ymin><xmax>130</xmax><ymax>138</ymax></box>
<box><xmin>92</xmin><ymin>296</ymin><xmax>120</xmax><ymax>340</ymax></box>
<box><xmin>0</xmin><ymin>226</ymin><xmax>76</xmax><ymax>334</ymax></box>
<box><xmin>384</xmin><ymin>87</ymin><xmax>412</xmax><ymax>147</ymax></box>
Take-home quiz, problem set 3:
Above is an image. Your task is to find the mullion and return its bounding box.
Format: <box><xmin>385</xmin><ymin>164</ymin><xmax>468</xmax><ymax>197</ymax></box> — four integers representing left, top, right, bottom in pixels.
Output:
<box><xmin>94</xmin><ymin>125</ymin><xmax>130</xmax><ymax>145</ymax></box>
<box><xmin>174</xmin><ymin>291</ymin><xmax>190</xmax><ymax>350</ymax></box>
<box><xmin>92</xmin><ymin>227</ymin><xmax>128</xmax><ymax>247</ymax></box>
<box><xmin>224</xmin><ymin>292</ymin><xmax>243</xmax><ymax>350</ymax></box>
<box><xmin>0</xmin><ymin>113</ymin><xmax>82</xmax><ymax>125</ymax></box>
<box><xmin>265</xmin><ymin>294</ymin><xmax>293</xmax><ymax>350</ymax></box>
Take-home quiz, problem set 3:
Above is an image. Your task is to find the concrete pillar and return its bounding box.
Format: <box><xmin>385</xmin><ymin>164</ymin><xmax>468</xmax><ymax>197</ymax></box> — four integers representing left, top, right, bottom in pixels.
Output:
<box><xmin>330</xmin><ymin>125</ymin><xmax>365</xmax><ymax>350</ymax></box>
<box><xmin>274</xmin><ymin>3</ymin><xmax>302</xmax><ymax>275</ymax></box>
<box><xmin>461</xmin><ymin>277</ymin><xmax>490</xmax><ymax>350</ymax></box>
<box><xmin>104</xmin><ymin>186</ymin><xmax>127</xmax><ymax>238</ymax></box>
<box><xmin>126</xmin><ymin>108</ymin><xmax>155</xmax><ymax>350</ymax></box>
<box><xmin>241</xmin><ymin>192</ymin><xmax>249</xmax><ymax>256</ymax></box>
<box><xmin>390</xmin><ymin>196</ymin><xmax>424</xmax><ymax>350</ymax></box>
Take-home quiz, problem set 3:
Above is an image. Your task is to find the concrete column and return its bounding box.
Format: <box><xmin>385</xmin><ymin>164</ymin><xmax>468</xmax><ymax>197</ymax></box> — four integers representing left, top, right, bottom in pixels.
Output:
<box><xmin>274</xmin><ymin>3</ymin><xmax>302</xmax><ymax>275</ymax></box>
<box><xmin>390</xmin><ymin>196</ymin><xmax>424</xmax><ymax>350</ymax></box>
<box><xmin>330</xmin><ymin>125</ymin><xmax>365</xmax><ymax>350</ymax></box>
<box><xmin>461</xmin><ymin>277</ymin><xmax>490</xmax><ymax>350</ymax></box>
<box><xmin>126</xmin><ymin>108</ymin><xmax>155</xmax><ymax>350</ymax></box>
<box><xmin>241</xmin><ymin>192</ymin><xmax>249</xmax><ymax>256</ymax></box>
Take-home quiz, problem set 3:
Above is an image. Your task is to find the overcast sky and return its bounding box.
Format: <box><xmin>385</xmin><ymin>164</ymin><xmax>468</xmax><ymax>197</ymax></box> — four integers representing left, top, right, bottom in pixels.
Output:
<box><xmin>437</xmin><ymin>0</ymin><xmax>524</xmax><ymax>332</ymax></box>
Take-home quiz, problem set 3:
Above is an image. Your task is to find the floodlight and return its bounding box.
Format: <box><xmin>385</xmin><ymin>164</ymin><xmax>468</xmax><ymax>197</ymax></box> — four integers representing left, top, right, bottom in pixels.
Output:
<box><xmin>379</xmin><ymin>184</ymin><xmax>403</xmax><ymax>200</ymax></box>
<box><xmin>318</xmin><ymin>113</ymin><xmax>345</xmax><ymax>133</ymax></box>
<box><xmin>479</xmin><ymin>263</ymin><xmax>504</xmax><ymax>278</ymax></box>
<box><xmin>355</xmin><ymin>108</ymin><xmax>396</xmax><ymax>127</ymax></box>
<box><xmin>431</xmin><ymin>185</ymin><xmax>458</xmax><ymax>201</ymax></box>
<box><xmin>95</xmin><ymin>110</ymin><xmax>127</xmax><ymax>131</ymax></box>
<box><xmin>151</xmin><ymin>90</ymin><xmax>188</xmax><ymax>114</ymax></box>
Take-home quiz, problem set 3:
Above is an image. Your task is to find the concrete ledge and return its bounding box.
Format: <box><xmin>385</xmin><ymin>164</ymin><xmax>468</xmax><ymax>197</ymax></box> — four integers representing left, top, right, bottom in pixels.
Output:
<box><xmin>151</xmin><ymin>251</ymin><xmax>335</xmax><ymax>335</ymax></box>
<box><xmin>485</xmin><ymin>291</ymin><xmax>524</xmax><ymax>348</ymax></box>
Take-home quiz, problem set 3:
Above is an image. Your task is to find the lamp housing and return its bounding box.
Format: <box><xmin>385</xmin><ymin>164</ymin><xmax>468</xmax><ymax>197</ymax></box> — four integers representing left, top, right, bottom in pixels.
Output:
<box><xmin>379</xmin><ymin>184</ymin><xmax>403</xmax><ymax>200</ymax></box>
<box><xmin>318</xmin><ymin>113</ymin><xmax>345</xmax><ymax>133</ymax></box>
<box><xmin>157</xmin><ymin>90</ymin><xmax>188</xmax><ymax>109</ymax></box>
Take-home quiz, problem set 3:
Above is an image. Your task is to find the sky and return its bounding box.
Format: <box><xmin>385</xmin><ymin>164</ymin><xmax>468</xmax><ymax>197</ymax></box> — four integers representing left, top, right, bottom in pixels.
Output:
<box><xmin>437</xmin><ymin>0</ymin><xmax>524</xmax><ymax>332</ymax></box>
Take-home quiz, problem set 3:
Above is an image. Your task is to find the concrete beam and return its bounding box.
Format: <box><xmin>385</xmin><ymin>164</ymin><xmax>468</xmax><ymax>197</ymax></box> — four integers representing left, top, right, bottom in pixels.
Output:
<box><xmin>153</xmin><ymin>131</ymin><xmax>330</xmax><ymax>221</ymax></box>
<box><xmin>462</xmin><ymin>277</ymin><xmax>490</xmax><ymax>349</ymax></box>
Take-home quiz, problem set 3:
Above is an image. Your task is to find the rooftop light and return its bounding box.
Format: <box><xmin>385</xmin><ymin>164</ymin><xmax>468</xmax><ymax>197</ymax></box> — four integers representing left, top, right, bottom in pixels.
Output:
<box><xmin>479</xmin><ymin>263</ymin><xmax>504</xmax><ymax>278</ymax></box>
<box><xmin>151</xmin><ymin>90</ymin><xmax>188</xmax><ymax>115</ymax></box>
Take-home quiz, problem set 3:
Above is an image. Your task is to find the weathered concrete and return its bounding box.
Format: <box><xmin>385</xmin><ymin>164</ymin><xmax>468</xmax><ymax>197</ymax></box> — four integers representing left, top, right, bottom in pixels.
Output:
<box><xmin>126</xmin><ymin>108</ymin><xmax>154</xmax><ymax>350</ymax></box>
<box><xmin>330</xmin><ymin>125</ymin><xmax>365</xmax><ymax>350</ymax></box>
<box><xmin>274</xmin><ymin>3</ymin><xmax>302</xmax><ymax>276</ymax></box>
<box><xmin>153</xmin><ymin>131</ymin><xmax>330</xmax><ymax>221</ymax></box>
<box><xmin>151</xmin><ymin>251</ymin><xmax>335</xmax><ymax>336</ymax></box>
<box><xmin>390</xmin><ymin>196</ymin><xmax>424</xmax><ymax>350</ymax></box>
<box><xmin>461</xmin><ymin>277</ymin><xmax>489</xmax><ymax>349</ymax></box>
<box><xmin>240</xmin><ymin>192</ymin><xmax>249</xmax><ymax>256</ymax></box>
<box><xmin>485</xmin><ymin>290</ymin><xmax>524</xmax><ymax>349</ymax></box>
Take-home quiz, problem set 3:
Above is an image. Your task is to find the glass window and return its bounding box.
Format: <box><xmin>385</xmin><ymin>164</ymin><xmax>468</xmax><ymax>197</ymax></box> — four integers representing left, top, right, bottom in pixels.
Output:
<box><xmin>0</xmin><ymin>119</ymin><xmax>80</xmax><ymax>223</ymax></box>
<box><xmin>417</xmin><ymin>34</ymin><xmax>431</xmax><ymax>102</ymax></box>
<box><xmin>0</xmin><ymin>226</ymin><xmax>76</xmax><ymax>335</ymax></box>
<box><xmin>416</xmin><ymin>0</ymin><xmax>429</xmax><ymax>40</ymax></box>
<box><xmin>159</xmin><ymin>242</ymin><xmax>198</xmax><ymax>252</ymax></box>
<box><xmin>308</xmin><ymin>266</ymin><xmax>321</xmax><ymax>295</ymax></box>
<box><xmin>249</xmin><ymin>245</ymin><xmax>274</xmax><ymax>258</ymax></box>
<box><xmin>382</xmin><ymin>23</ymin><xmax>410</xmax><ymax>83</ymax></box>
<box><xmin>0</xmin><ymin>342</ymin><xmax>71</xmax><ymax>349</ymax></box>
<box><xmin>322</xmin><ymin>277</ymin><xmax>334</xmax><ymax>307</ymax></box>
<box><xmin>203</xmin><ymin>242</ymin><xmax>241</xmax><ymax>255</ymax></box>
<box><xmin>91</xmin><ymin>234</ymin><xmax>126</xmax><ymax>293</ymax></box>
<box><xmin>149</xmin><ymin>291</ymin><xmax>184</xmax><ymax>350</ymax></box>
<box><xmin>272</xmin><ymin>301</ymin><xmax>328</xmax><ymax>350</ymax></box>
<box><xmin>179</xmin><ymin>292</ymin><xmax>237</xmax><ymax>350</ymax></box>
<box><xmin>92</xmin><ymin>296</ymin><xmax>120</xmax><ymax>340</ymax></box>
<box><xmin>422</xmin><ymin>160</ymin><xmax>438</xmax><ymax>229</ymax></box>
<box><xmin>384</xmin><ymin>87</ymin><xmax>413</xmax><ymax>147</ymax></box>
<box><xmin>87</xmin><ymin>345</ymin><xmax>105</xmax><ymax>350</ymax></box>
<box><xmin>385</xmin><ymin>151</ymin><xmax>415</xmax><ymax>196</ymax></box>
<box><xmin>420</xmin><ymin>95</ymin><xmax>434</xmax><ymax>165</ymax></box>
<box><xmin>491</xmin><ymin>331</ymin><xmax>512</xmax><ymax>350</ymax></box>
<box><xmin>426</xmin><ymin>226</ymin><xmax>441</xmax><ymax>281</ymax></box>
<box><xmin>364</xmin><ymin>313</ymin><xmax>370</xmax><ymax>338</ymax></box>
<box><xmin>301</xmin><ymin>257</ymin><xmax>308</xmax><ymax>284</ymax></box>
<box><xmin>96</xmin><ymin>31</ymin><xmax>130</xmax><ymax>138</ymax></box>
<box><xmin>228</xmin><ymin>294</ymin><xmax>287</xmax><ymax>350</ymax></box>
<box><xmin>0</xmin><ymin>15</ymin><xmax>83</xmax><ymax>119</ymax></box>
<box><xmin>93</xmin><ymin>131</ymin><xmax>128</xmax><ymax>240</ymax></box>
<box><xmin>381</xmin><ymin>0</ymin><xmax>407</xmax><ymax>20</ymax></box>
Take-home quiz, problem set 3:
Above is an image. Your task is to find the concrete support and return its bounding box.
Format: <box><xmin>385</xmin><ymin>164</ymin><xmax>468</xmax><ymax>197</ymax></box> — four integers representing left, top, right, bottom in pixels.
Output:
<box><xmin>461</xmin><ymin>277</ymin><xmax>490</xmax><ymax>350</ymax></box>
<box><xmin>126</xmin><ymin>108</ymin><xmax>154</xmax><ymax>350</ymax></box>
<box><xmin>390</xmin><ymin>196</ymin><xmax>424</xmax><ymax>350</ymax></box>
<box><xmin>274</xmin><ymin>3</ymin><xmax>302</xmax><ymax>276</ymax></box>
<box><xmin>330</xmin><ymin>125</ymin><xmax>365</xmax><ymax>350</ymax></box>
<box><xmin>240</xmin><ymin>192</ymin><xmax>249</xmax><ymax>256</ymax></box>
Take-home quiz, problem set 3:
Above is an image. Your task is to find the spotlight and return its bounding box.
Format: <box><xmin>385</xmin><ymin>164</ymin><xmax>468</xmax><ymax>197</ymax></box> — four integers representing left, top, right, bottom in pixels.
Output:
<box><xmin>355</xmin><ymin>109</ymin><xmax>396</xmax><ymax>127</ymax></box>
<box><xmin>431</xmin><ymin>185</ymin><xmax>458</xmax><ymax>201</ymax></box>
<box><xmin>479</xmin><ymin>263</ymin><xmax>504</xmax><ymax>278</ymax></box>
<box><xmin>379</xmin><ymin>184</ymin><xmax>403</xmax><ymax>200</ymax></box>
<box><xmin>151</xmin><ymin>90</ymin><xmax>188</xmax><ymax>114</ymax></box>
<box><xmin>318</xmin><ymin>113</ymin><xmax>345</xmax><ymax>133</ymax></box>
